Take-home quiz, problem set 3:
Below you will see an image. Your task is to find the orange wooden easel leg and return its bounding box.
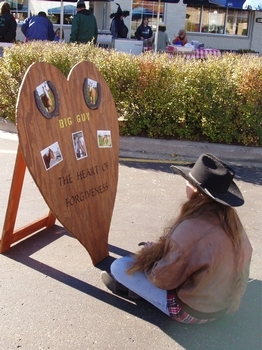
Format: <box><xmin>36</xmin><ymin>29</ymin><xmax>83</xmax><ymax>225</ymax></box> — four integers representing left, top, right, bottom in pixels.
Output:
<box><xmin>0</xmin><ymin>145</ymin><xmax>56</xmax><ymax>253</ymax></box>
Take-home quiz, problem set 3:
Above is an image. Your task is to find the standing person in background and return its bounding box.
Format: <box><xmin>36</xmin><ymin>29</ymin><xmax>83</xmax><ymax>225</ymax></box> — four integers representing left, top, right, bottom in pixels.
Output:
<box><xmin>21</xmin><ymin>12</ymin><xmax>55</xmax><ymax>41</ymax></box>
<box><xmin>135</xmin><ymin>16</ymin><xmax>153</xmax><ymax>50</ymax></box>
<box><xmin>152</xmin><ymin>22</ymin><xmax>169</xmax><ymax>52</ymax></box>
<box><xmin>110</xmin><ymin>3</ymin><xmax>130</xmax><ymax>39</ymax></box>
<box><xmin>135</xmin><ymin>17</ymin><xmax>153</xmax><ymax>40</ymax></box>
<box><xmin>0</xmin><ymin>1</ymin><xmax>17</xmax><ymax>43</ymax></box>
<box><xmin>70</xmin><ymin>0</ymin><xmax>98</xmax><ymax>44</ymax></box>
<box><xmin>173</xmin><ymin>29</ymin><xmax>188</xmax><ymax>46</ymax></box>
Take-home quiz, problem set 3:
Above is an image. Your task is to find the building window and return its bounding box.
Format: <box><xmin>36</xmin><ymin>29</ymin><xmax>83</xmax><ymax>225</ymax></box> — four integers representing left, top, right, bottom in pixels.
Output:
<box><xmin>186</xmin><ymin>5</ymin><xmax>250</xmax><ymax>35</ymax></box>
<box><xmin>9</xmin><ymin>0</ymin><xmax>29</xmax><ymax>22</ymax></box>
<box><xmin>227</xmin><ymin>9</ymin><xmax>249</xmax><ymax>35</ymax></box>
<box><xmin>9</xmin><ymin>0</ymin><xmax>79</xmax><ymax>25</ymax></box>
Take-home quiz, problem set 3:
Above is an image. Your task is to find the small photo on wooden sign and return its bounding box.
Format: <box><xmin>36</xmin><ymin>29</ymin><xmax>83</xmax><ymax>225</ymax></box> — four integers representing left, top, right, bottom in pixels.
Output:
<box><xmin>72</xmin><ymin>131</ymin><xmax>88</xmax><ymax>160</ymax></box>
<box><xmin>84</xmin><ymin>78</ymin><xmax>101</xmax><ymax>109</ymax></box>
<box><xmin>37</xmin><ymin>81</ymin><xmax>54</xmax><ymax>112</ymax></box>
<box><xmin>97</xmin><ymin>130</ymin><xmax>112</xmax><ymax>148</ymax></box>
<box><xmin>40</xmin><ymin>141</ymin><xmax>63</xmax><ymax>170</ymax></box>
<box><xmin>34</xmin><ymin>80</ymin><xmax>59</xmax><ymax>119</ymax></box>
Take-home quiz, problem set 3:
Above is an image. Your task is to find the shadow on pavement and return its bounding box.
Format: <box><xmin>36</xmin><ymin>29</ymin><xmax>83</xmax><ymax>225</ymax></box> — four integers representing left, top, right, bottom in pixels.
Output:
<box><xmin>120</xmin><ymin>160</ymin><xmax>262</xmax><ymax>186</ymax></box>
<box><xmin>158</xmin><ymin>278</ymin><xmax>262</xmax><ymax>349</ymax></box>
<box><xmin>3</xmin><ymin>225</ymin><xmax>262</xmax><ymax>349</ymax></box>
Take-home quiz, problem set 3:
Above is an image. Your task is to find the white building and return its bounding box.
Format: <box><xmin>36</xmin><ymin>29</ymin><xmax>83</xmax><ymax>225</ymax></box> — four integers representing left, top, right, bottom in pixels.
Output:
<box><xmin>9</xmin><ymin>0</ymin><xmax>262</xmax><ymax>52</ymax></box>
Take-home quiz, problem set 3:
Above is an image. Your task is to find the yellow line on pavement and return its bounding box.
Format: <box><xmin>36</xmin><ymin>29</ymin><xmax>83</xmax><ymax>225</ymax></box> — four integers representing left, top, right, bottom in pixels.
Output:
<box><xmin>0</xmin><ymin>150</ymin><xmax>17</xmax><ymax>154</ymax></box>
<box><xmin>119</xmin><ymin>157</ymin><xmax>191</xmax><ymax>165</ymax></box>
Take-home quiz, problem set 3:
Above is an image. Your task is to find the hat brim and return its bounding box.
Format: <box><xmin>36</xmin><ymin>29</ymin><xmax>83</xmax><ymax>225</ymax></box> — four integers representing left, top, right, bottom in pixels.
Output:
<box><xmin>110</xmin><ymin>10</ymin><xmax>130</xmax><ymax>19</ymax></box>
<box><xmin>171</xmin><ymin>164</ymin><xmax>244</xmax><ymax>207</ymax></box>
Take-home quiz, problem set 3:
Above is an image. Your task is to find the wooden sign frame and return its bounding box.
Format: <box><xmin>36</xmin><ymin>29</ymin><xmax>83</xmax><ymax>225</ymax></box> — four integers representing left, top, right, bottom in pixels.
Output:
<box><xmin>1</xmin><ymin>61</ymin><xmax>119</xmax><ymax>265</ymax></box>
<box><xmin>0</xmin><ymin>146</ymin><xmax>56</xmax><ymax>253</ymax></box>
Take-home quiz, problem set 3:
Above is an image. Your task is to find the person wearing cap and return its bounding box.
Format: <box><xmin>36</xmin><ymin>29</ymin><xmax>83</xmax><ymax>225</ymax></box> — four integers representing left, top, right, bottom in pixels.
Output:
<box><xmin>69</xmin><ymin>0</ymin><xmax>98</xmax><ymax>44</ymax></box>
<box><xmin>101</xmin><ymin>154</ymin><xmax>252</xmax><ymax>324</ymax></box>
<box><xmin>151</xmin><ymin>22</ymin><xmax>169</xmax><ymax>52</ymax></box>
<box><xmin>21</xmin><ymin>11</ymin><xmax>55</xmax><ymax>41</ymax></box>
<box><xmin>109</xmin><ymin>3</ymin><xmax>129</xmax><ymax>39</ymax></box>
<box><xmin>173</xmin><ymin>29</ymin><xmax>188</xmax><ymax>46</ymax></box>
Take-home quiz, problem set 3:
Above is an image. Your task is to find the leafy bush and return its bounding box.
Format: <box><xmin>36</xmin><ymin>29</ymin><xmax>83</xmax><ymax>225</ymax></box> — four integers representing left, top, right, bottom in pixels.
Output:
<box><xmin>1</xmin><ymin>42</ymin><xmax>262</xmax><ymax>146</ymax></box>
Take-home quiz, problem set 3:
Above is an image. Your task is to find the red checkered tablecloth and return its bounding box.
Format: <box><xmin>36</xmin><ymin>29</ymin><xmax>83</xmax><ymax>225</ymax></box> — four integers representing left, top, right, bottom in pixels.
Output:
<box><xmin>184</xmin><ymin>49</ymin><xmax>221</xmax><ymax>59</ymax></box>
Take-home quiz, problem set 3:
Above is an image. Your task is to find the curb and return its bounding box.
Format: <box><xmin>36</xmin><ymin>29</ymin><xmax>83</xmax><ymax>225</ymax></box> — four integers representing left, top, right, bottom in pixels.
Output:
<box><xmin>0</xmin><ymin>118</ymin><xmax>17</xmax><ymax>134</ymax></box>
<box><xmin>1</xmin><ymin>118</ymin><xmax>262</xmax><ymax>166</ymax></box>
<box><xmin>119</xmin><ymin>136</ymin><xmax>262</xmax><ymax>166</ymax></box>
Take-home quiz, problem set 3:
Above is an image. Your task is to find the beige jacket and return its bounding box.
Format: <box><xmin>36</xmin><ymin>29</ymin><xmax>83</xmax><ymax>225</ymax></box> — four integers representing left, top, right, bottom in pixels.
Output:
<box><xmin>145</xmin><ymin>212</ymin><xmax>252</xmax><ymax>314</ymax></box>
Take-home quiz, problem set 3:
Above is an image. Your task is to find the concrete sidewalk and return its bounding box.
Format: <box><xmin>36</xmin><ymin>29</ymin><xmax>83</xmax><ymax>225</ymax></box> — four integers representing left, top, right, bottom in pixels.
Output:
<box><xmin>1</xmin><ymin>117</ymin><xmax>262</xmax><ymax>166</ymax></box>
<box><xmin>119</xmin><ymin>136</ymin><xmax>262</xmax><ymax>166</ymax></box>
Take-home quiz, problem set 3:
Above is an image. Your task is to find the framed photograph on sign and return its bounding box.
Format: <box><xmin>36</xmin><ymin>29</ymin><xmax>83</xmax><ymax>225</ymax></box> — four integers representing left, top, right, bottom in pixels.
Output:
<box><xmin>40</xmin><ymin>141</ymin><xmax>63</xmax><ymax>170</ymax></box>
<box><xmin>34</xmin><ymin>80</ymin><xmax>59</xmax><ymax>119</ymax></box>
<box><xmin>72</xmin><ymin>131</ymin><xmax>88</xmax><ymax>160</ymax></box>
<box><xmin>97</xmin><ymin>130</ymin><xmax>112</xmax><ymax>148</ymax></box>
<box><xmin>84</xmin><ymin>78</ymin><xmax>101</xmax><ymax>109</ymax></box>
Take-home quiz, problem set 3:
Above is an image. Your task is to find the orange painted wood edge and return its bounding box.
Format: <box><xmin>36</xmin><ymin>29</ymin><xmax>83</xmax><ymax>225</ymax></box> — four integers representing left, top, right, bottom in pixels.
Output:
<box><xmin>0</xmin><ymin>146</ymin><xmax>56</xmax><ymax>253</ymax></box>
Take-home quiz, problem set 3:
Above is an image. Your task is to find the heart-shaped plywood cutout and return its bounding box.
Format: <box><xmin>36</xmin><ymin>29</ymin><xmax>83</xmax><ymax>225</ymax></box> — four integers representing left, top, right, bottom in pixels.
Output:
<box><xmin>16</xmin><ymin>61</ymin><xmax>119</xmax><ymax>265</ymax></box>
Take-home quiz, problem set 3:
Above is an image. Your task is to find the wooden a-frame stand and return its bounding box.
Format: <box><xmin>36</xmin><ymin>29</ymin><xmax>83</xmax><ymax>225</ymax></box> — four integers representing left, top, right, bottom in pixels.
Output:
<box><xmin>0</xmin><ymin>145</ymin><xmax>56</xmax><ymax>253</ymax></box>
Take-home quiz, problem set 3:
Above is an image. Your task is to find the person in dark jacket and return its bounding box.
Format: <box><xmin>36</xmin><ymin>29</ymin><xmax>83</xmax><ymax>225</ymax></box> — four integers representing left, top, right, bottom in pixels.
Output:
<box><xmin>21</xmin><ymin>12</ymin><xmax>55</xmax><ymax>41</ymax></box>
<box><xmin>110</xmin><ymin>3</ymin><xmax>129</xmax><ymax>39</ymax></box>
<box><xmin>135</xmin><ymin>17</ymin><xmax>152</xmax><ymax>41</ymax></box>
<box><xmin>0</xmin><ymin>1</ymin><xmax>17</xmax><ymax>43</ymax></box>
<box><xmin>70</xmin><ymin>0</ymin><xmax>98</xmax><ymax>44</ymax></box>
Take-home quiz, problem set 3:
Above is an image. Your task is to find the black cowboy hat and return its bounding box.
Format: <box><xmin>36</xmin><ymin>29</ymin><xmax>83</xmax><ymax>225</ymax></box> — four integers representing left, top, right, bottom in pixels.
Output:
<box><xmin>171</xmin><ymin>153</ymin><xmax>244</xmax><ymax>207</ymax></box>
<box><xmin>110</xmin><ymin>3</ymin><xmax>130</xmax><ymax>19</ymax></box>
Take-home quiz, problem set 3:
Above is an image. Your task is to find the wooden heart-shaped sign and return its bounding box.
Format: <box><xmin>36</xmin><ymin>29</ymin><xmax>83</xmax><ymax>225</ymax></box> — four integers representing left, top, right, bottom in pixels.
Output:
<box><xmin>16</xmin><ymin>61</ymin><xmax>119</xmax><ymax>265</ymax></box>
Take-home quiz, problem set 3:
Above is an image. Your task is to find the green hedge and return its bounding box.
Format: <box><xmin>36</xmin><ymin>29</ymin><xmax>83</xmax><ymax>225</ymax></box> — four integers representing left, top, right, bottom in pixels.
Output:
<box><xmin>1</xmin><ymin>41</ymin><xmax>262</xmax><ymax>146</ymax></box>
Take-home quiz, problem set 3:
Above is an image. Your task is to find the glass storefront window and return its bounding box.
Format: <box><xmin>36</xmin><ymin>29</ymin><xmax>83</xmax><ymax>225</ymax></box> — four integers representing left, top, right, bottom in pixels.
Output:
<box><xmin>202</xmin><ymin>7</ymin><xmax>225</xmax><ymax>33</ymax></box>
<box><xmin>226</xmin><ymin>9</ymin><xmax>249</xmax><ymax>35</ymax></box>
<box><xmin>9</xmin><ymin>0</ymin><xmax>81</xmax><ymax>24</ymax></box>
<box><xmin>186</xmin><ymin>5</ymin><xmax>250</xmax><ymax>36</ymax></box>
<box><xmin>9</xmin><ymin>0</ymin><xmax>29</xmax><ymax>22</ymax></box>
<box><xmin>186</xmin><ymin>6</ymin><xmax>201</xmax><ymax>32</ymax></box>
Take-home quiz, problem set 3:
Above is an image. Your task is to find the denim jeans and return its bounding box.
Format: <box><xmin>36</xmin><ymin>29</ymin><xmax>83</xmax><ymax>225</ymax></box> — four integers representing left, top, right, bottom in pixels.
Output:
<box><xmin>110</xmin><ymin>256</ymin><xmax>169</xmax><ymax>316</ymax></box>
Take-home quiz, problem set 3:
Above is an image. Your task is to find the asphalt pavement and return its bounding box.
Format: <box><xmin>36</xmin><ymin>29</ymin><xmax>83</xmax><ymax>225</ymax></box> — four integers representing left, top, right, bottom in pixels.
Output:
<box><xmin>0</xmin><ymin>121</ymin><xmax>262</xmax><ymax>349</ymax></box>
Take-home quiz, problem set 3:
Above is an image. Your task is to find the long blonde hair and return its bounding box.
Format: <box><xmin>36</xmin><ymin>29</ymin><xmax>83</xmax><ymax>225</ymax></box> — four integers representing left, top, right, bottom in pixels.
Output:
<box><xmin>127</xmin><ymin>191</ymin><xmax>244</xmax><ymax>312</ymax></box>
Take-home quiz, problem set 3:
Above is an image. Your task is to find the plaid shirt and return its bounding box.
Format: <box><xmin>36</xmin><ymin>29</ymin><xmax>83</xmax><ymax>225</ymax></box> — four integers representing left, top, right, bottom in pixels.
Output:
<box><xmin>167</xmin><ymin>290</ymin><xmax>215</xmax><ymax>324</ymax></box>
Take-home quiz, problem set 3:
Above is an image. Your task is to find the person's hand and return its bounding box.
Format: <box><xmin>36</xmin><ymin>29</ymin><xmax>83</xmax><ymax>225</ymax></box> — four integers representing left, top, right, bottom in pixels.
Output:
<box><xmin>138</xmin><ymin>241</ymin><xmax>154</xmax><ymax>248</ymax></box>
